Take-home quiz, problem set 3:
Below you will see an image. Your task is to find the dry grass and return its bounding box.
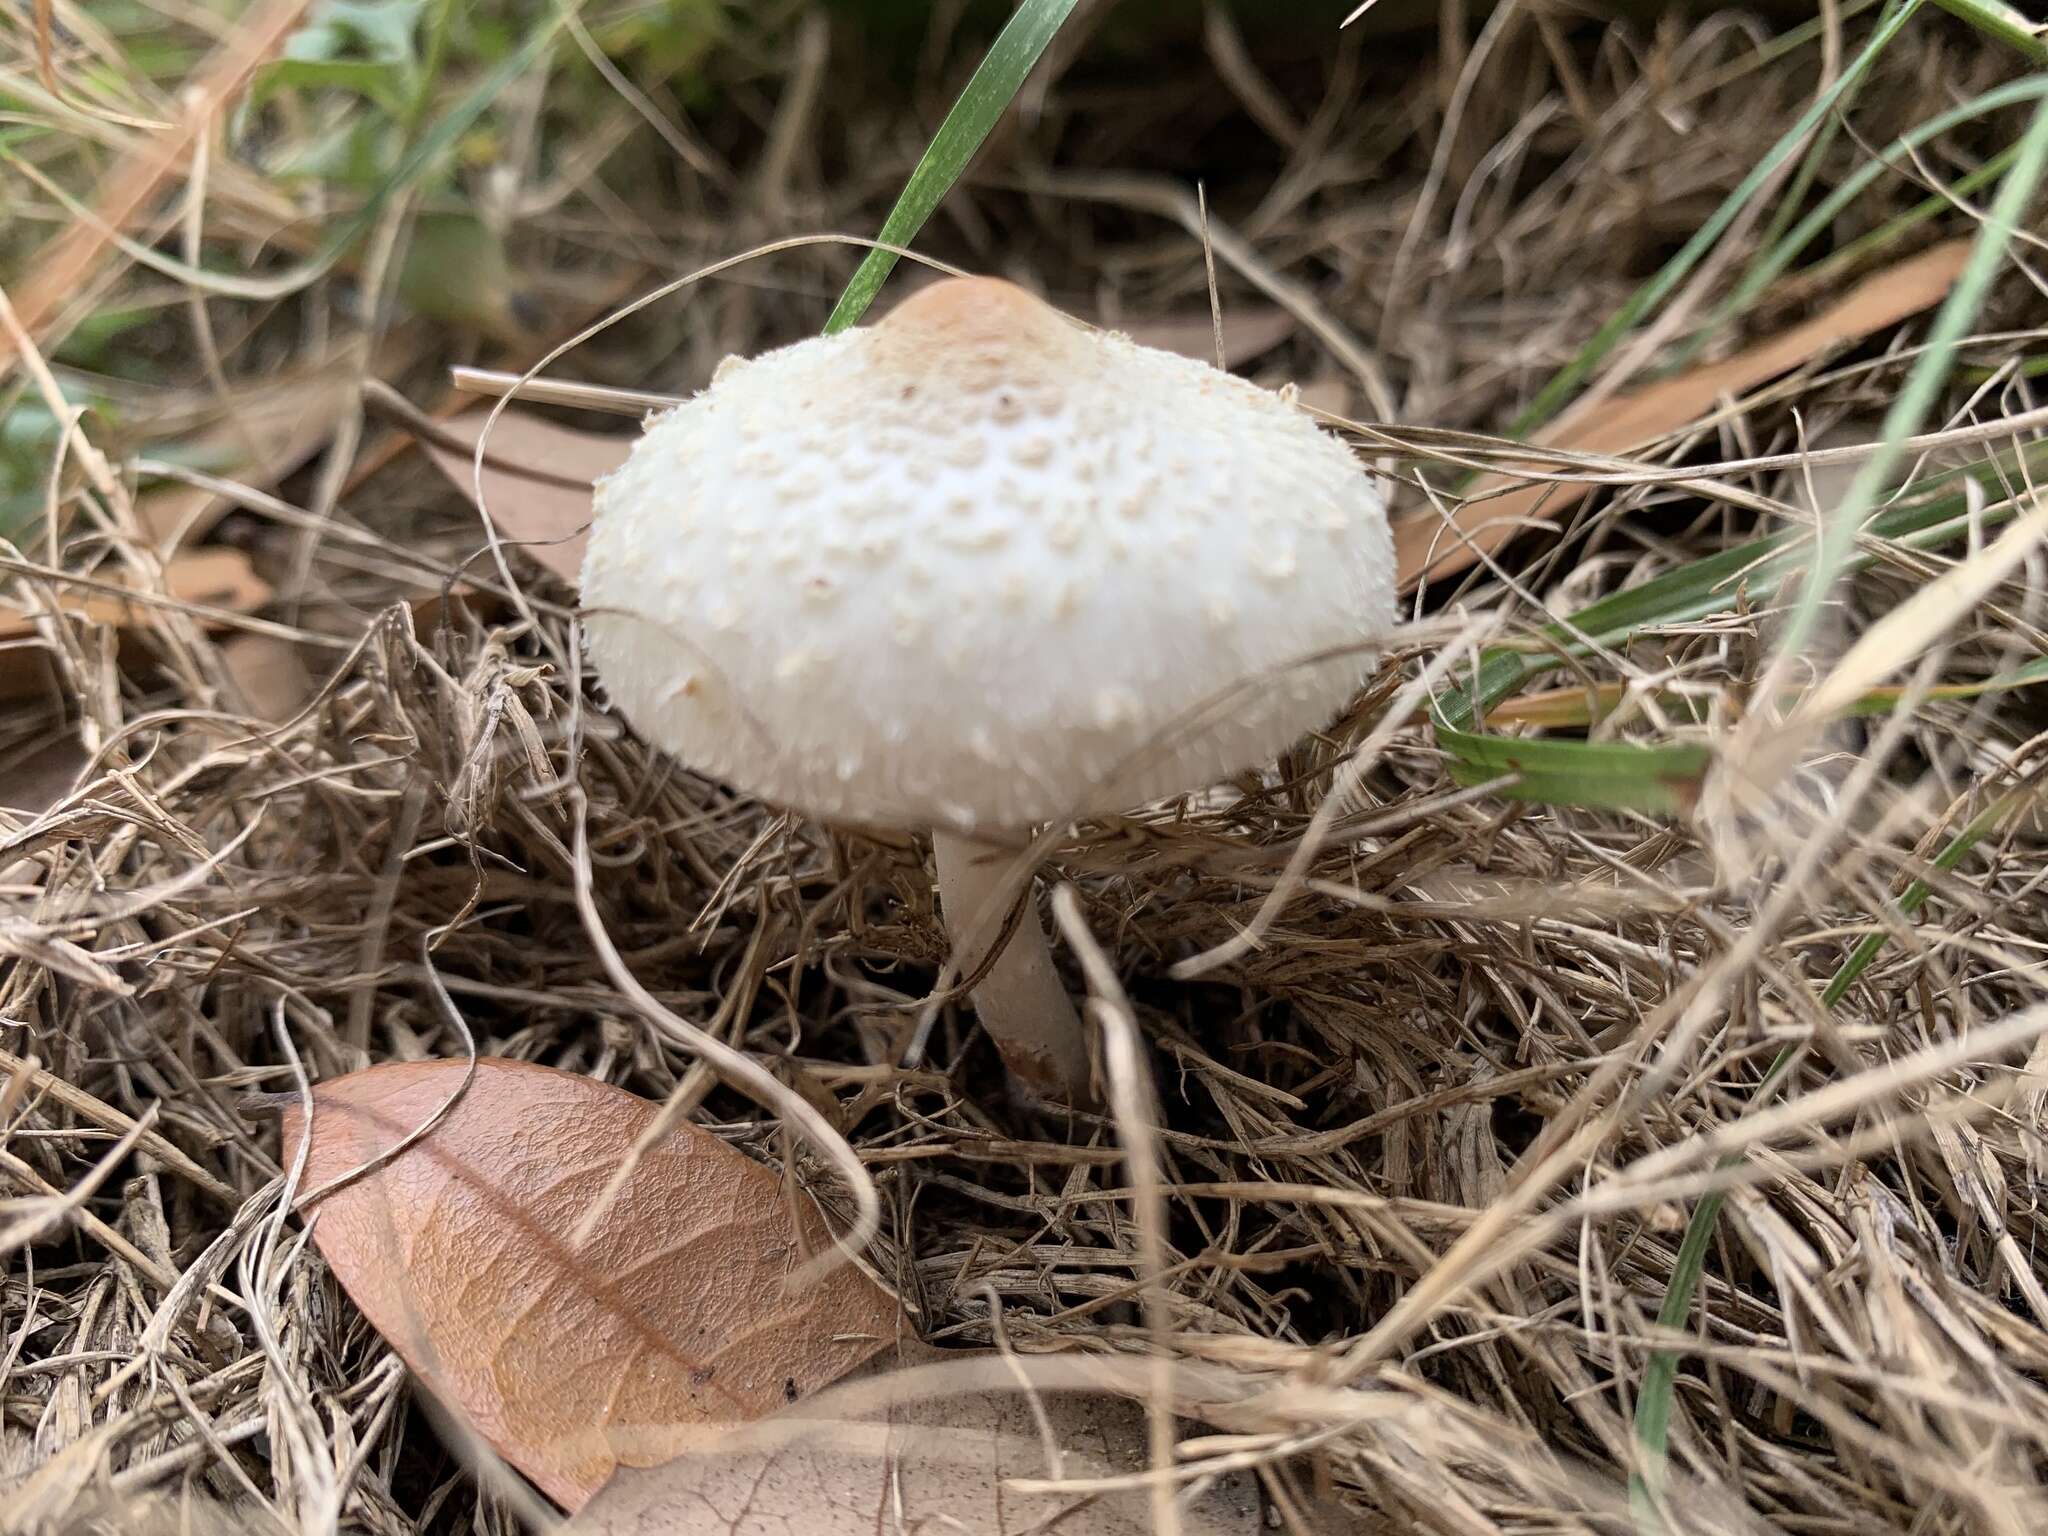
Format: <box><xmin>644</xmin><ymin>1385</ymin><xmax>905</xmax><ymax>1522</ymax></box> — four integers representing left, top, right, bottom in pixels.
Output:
<box><xmin>4</xmin><ymin>5</ymin><xmax>2048</xmax><ymax>1534</ymax></box>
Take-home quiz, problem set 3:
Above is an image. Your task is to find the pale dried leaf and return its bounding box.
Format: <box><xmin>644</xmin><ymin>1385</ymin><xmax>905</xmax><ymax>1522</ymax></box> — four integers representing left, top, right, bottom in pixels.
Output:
<box><xmin>1116</xmin><ymin>305</ymin><xmax>1295</xmax><ymax>368</ymax></box>
<box><xmin>570</xmin><ymin>1351</ymin><xmax>1273</xmax><ymax>1536</ymax></box>
<box><xmin>0</xmin><ymin>548</ymin><xmax>270</xmax><ymax>641</ymax></box>
<box><xmin>220</xmin><ymin>634</ymin><xmax>313</xmax><ymax>722</ymax></box>
<box><xmin>420</xmin><ymin>409</ymin><xmax>633</xmax><ymax>584</ymax></box>
<box><xmin>278</xmin><ymin>1059</ymin><xmax>902</xmax><ymax>1511</ymax></box>
<box><xmin>1396</xmin><ymin>239</ymin><xmax>1972</xmax><ymax>589</ymax></box>
<box><xmin>135</xmin><ymin>365</ymin><xmax>366</xmax><ymax>543</ymax></box>
<box><xmin>0</xmin><ymin>734</ymin><xmax>85</xmax><ymax>819</ymax></box>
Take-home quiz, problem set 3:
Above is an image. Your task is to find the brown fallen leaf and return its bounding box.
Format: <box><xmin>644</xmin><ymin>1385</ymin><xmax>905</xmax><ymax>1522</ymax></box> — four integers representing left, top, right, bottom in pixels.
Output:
<box><xmin>345</xmin><ymin>262</ymin><xmax>654</xmax><ymax>499</ymax></box>
<box><xmin>0</xmin><ymin>548</ymin><xmax>277</xmax><ymax>705</ymax></box>
<box><xmin>136</xmin><ymin>357</ymin><xmax>411</xmax><ymax>546</ymax></box>
<box><xmin>568</xmin><ymin>1349</ymin><xmax>1274</xmax><ymax>1536</ymax></box>
<box><xmin>276</xmin><ymin>1058</ymin><xmax>902</xmax><ymax>1511</ymax></box>
<box><xmin>1395</xmin><ymin>238</ymin><xmax>1972</xmax><ymax>590</ymax></box>
<box><xmin>1116</xmin><ymin>304</ymin><xmax>1296</xmax><ymax>368</ymax></box>
<box><xmin>0</xmin><ymin>547</ymin><xmax>270</xmax><ymax>642</ymax></box>
<box><xmin>0</xmin><ymin>733</ymin><xmax>85</xmax><ymax>819</ymax></box>
<box><xmin>219</xmin><ymin>633</ymin><xmax>313</xmax><ymax>722</ymax></box>
<box><xmin>417</xmin><ymin>409</ymin><xmax>632</xmax><ymax>584</ymax></box>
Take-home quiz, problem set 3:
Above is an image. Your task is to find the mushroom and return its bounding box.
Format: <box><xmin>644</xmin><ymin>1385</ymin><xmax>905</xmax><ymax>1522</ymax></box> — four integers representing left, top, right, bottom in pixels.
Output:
<box><xmin>582</xmin><ymin>277</ymin><xmax>1394</xmax><ymax>1104</ymax></box>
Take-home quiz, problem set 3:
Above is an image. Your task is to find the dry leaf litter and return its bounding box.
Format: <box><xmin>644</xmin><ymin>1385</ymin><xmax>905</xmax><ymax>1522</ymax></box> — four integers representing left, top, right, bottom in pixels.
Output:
<box><xmin>5</xmin><ymin>10</ymin><xmax>2048</xmax><ymax>1535</ymax></box>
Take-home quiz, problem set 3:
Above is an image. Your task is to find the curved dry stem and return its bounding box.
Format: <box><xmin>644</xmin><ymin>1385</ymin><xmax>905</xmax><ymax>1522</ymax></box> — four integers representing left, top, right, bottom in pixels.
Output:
<box><xmin>931</xmin><ymin>831</ymin><xmax>1094</xmax><ymax>1105</ymax></box>
<box><xmin>568</xmin><ymin>790</ymin><xmax>881</xmax><ymax>1279</ymax></box>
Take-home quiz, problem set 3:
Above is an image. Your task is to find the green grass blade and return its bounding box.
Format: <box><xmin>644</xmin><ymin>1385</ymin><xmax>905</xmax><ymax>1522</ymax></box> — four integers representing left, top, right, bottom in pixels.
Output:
<box><xmin>1612</xmin><ymin>82</ymin><xmax>2047</xmax><ymax>1457</ymax></box>
<box><xmin>1796</xmin><ymin>143</ymin><xmax>2021</xmax><ymax>299</ymax></box>
<box><xmin>1680</xmin><ymin>75</ymin><xmax>2048</xmax><ymax>378</ymax></box>
<box><xmin>1629</xmin><ymin>789</ymin><xmax>2024</xmax><ymax>1523</ymax></box>
<box><xmin>1489</xmin><ymin>656</ymin><xmax>2048</xmax><ymax>730</ymax></box>
<box><xmin>1776</xmin><ymin>89</ymin><xmax>2048</xmax><ymax>663</ymax></box>
<box><xmin>1747</xmin><ymin>114</ymin><xmax>1849</xmax><ymax>290</ymax></box>
<box><xmin>824</xmin><ymin>0</ymin><xmax>1079</xmax><ymax>333</ymax></box>
<box><xmin>1507</xmin><ymin>0</ymin><xmax>1924</xmax><ymax>438</ymax></box>
<box><xmin>1840</xmin><ymin>656</ymin><xmax>2048</xmax><ymax>714</ymax></box>
<box><xmin>1432</xmin><ymin>443</ymin><xmax>2045</xmax><ymax>735</ymax></box>
<box><xmin>1734</xmin><ymin>0</ymin><xmax>1907</xmax><ymax>309</ymax></box>
<box><xmin>1430</xmin><ymin>433</ymin><xmax>2046</xmax><ymax>815</ymax></box>
<box><xmin>1435</xmin><ymin>727</ymin><xmax>1711</xmax><ymax>815</ymax></box>
<box><xmin>1714</xmin><ymin>0</ymin><xmax>1887</xmax><ymax>73</ymax></box>
<box><xmin>1931</xmin><ymin>0</ymin><xmax>2048</xmax><ymax>61</ymax></box>
<box><xmin>1964</xmin><ymin>354</ymin><xmax>2048</xmax><ymax>382</ymax></box>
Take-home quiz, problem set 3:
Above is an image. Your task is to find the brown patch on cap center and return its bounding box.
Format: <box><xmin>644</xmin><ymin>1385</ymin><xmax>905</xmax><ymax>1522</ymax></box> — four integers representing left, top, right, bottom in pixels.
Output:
<box><xmin>870</xmin><ymin>277</ymin><xmax>1086</xmax><ymax>392</ymax></box>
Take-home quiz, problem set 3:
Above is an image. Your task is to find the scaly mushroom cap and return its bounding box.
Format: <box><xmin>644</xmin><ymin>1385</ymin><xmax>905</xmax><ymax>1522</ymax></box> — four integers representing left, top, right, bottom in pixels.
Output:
<box><xmin>582</xmin><ymin>277</ymin><xmax>1395</xmax><ymax>831</ymax></box>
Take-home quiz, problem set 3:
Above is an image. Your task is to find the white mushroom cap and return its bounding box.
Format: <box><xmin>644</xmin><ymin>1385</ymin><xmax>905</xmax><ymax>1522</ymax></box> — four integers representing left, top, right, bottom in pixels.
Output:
<box><xmin>582</xmin><ymin>277</ymin><xmax>1395</xmax><ymax>832</ymax></box>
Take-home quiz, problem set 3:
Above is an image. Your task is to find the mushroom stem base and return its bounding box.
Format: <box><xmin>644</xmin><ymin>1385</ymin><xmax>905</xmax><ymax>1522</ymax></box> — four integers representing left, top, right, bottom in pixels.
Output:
<box><xmin>931</xmin><ymin>832</ymin><xmax>1094</xmax><ymax>1106</ymax></box>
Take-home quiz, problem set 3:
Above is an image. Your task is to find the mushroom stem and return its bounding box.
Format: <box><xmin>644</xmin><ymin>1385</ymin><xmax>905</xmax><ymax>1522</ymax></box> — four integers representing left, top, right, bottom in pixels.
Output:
<box><xmin>930</xmin><ymin>831</ymin><xmax>1094</xmax><ymax>1106</ymax></box>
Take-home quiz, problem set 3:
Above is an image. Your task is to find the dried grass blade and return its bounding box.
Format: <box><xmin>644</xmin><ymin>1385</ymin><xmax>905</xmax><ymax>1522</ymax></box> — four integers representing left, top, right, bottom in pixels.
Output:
<box><xmin>1766</xmin><ymin>92</ymin><xmax>2048</xmax><ymax>672</ymax></box>
<box><xmin>1395</xmin><ymin>240</ymin><xmax>1970</xmax><ymax>592</ymax></box>
<box><xmin>1930</xmin><ymin>0</ymin><xmax>2048</xmax><ymax>61</ymax></box>
<box><xmin>1630</xmin><ymin>786</ymin><xmax>2033</xmax><ymax>1517</ymax></box>
<box><xmin>1503</xmin><ymin>0</ymin><xmax>1924</xmax><ymax>438</ymax></box>
<box><xmin>0</xmin><ymin>0</ymin><xmax>311</xmax><ymax>379</ymax></box>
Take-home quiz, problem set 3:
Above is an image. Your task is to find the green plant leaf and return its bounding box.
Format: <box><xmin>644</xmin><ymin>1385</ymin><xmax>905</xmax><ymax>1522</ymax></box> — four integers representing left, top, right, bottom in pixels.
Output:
<box><xmin>254</xmin><ymin>57</ymin><xmax>412</xmax><ymax>115</ymax></box>
<box><xmin>0</xmin><ymin>389</ymin><xmax>117</xmax><ymax>551</ymax></box>
<box><xmin>1930</xmin><ymin>0</ymin><xmax>2048</xmax><ymax>61</ymax></box>
<box><xmin>396</xmin><ymin>213</ymin><xmax>518</xmax><ymax>331</ymax></box>
<box><xmin>1776</xmin><ymin>88</ymin><xmax>2048</xmax><ymax>664</ymax></box>
<box><xmin>1435</xmin><ymin>725</ymin><xmax>1711</xmax><ymax>816</ymax></box>
<box><xmin>285</xmin><ymin>0</ymin><xmax>425</xmax><ymax>64</ymax></box>
<box><xmin>51</xmin><ymin>305</ymin><xmax>159</xmax><ymax>372</ymax></box>
<box><xmin>1432</xmin><ymin>445</ymin><xmax>2042</xmax><ymax>737</ymax></box>
<box><xmin>824</xmin><ymin>0</ymin><xmax>1080</xmax><ymax>333</ymax></box>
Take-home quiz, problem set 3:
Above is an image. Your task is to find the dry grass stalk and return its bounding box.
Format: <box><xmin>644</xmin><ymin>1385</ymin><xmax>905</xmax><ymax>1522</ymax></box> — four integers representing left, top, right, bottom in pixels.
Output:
<box><xmin>3</xmin><ymin>9</ymin><xmax>2047</xmax><ymax>1535</ymax></box>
